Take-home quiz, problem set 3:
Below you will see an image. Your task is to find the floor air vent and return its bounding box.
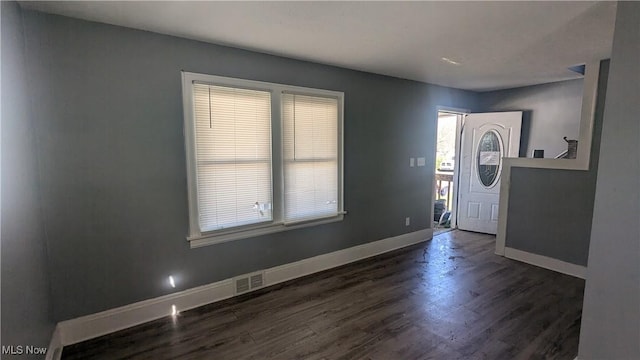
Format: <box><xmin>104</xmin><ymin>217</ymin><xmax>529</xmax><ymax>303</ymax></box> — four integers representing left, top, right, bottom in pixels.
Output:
<box><xmin>235</xmin><ymin>277</ymin><xmax>250</xmax><ymax>294</ymax></box>
<box><xmin>234</xmin><ymin>271</ymin><xmax>265</xmax><ymax>295</ymax></box>
<box><xmin>250</xmin><ymin>274</ymin><xmax>264</xmax><ymax>288</ymax></box>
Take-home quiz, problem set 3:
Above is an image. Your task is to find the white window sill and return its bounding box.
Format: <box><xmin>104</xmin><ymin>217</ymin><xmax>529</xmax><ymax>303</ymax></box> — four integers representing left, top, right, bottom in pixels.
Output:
<box><xmin>188</xmin><ymin>213</ymin><xmax>346</xmax><ymax>249</ymax></box>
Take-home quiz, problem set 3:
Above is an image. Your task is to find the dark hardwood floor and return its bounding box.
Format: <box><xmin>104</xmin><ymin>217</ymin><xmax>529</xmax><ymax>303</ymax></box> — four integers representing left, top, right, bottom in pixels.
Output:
<box><xmin>63</xmin><ymin>230</ymin><xmax>585</xmax><ymax>360</ymax></box>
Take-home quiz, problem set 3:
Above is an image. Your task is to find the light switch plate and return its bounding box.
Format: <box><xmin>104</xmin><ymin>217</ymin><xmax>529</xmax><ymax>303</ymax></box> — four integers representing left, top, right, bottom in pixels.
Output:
<box><xmin>410</xmin><ymin>158</ymin><xmax>415</xmax><ymax>167</ymax></box>
<box><xmin>417</xmin><ymin>157</ymin><xmax>426</xmax><ymax>167</ymax></box>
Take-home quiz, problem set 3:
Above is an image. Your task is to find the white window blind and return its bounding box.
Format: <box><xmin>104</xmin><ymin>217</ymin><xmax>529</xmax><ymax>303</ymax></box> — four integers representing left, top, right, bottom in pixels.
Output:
<box><xmin>193</xmin><ymin>83</ymin><xmax>273</xmax><ymax>231</ymax></box>
<box><xmin>183</xmin><ymin>72</ymin><xmax>344</xmax><ymax>246</ymax></box>
<box><xmin>282</xmin><ymin>93</ymin><xmax>339</xmax><ymax>223</ymax></box>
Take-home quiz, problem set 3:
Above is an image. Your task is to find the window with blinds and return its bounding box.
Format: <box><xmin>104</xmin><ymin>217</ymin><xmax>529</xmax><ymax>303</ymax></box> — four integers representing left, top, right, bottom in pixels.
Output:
<box><xmin>283</xmin><ymin>94</ymin><xmax>339</xmax><ymax>223</ymax></box>
<box><xmin>192</xmin><ymin>83</ymin><xmax>273</xmax><ymax>231</ymax></box>
<box><xmin>183</xmin><ymin>72</ymin><xmax>344</xmax><ymax>246</ymax></box>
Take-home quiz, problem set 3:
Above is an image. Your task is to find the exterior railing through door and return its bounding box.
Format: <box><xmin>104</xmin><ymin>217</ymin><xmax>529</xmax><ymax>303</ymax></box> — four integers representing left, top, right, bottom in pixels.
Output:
<box><xmin>435</xmin><ymin>171</ymin><xmax>454</xmax><ymax>213</ymax></box>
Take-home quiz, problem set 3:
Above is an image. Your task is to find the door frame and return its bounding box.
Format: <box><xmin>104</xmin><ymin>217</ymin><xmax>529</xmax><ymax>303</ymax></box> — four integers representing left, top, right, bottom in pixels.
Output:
<box><xmin>431</xmin><ymin>107</ymin><xmax>468</xmax><ymax>231</ymax></box>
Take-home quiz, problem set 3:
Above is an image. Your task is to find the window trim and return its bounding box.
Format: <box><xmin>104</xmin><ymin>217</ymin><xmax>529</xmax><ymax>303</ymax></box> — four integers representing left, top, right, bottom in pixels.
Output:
<box><xmin>182</xmin><ymin>72</ymin><xmax>345</xmax><ymax>248</ymax></box>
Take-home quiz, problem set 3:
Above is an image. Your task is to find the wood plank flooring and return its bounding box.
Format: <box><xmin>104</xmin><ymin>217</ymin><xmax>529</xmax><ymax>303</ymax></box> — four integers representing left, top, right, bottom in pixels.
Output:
<box><xmin>62</xmin><ymin>230</ymin><xmax>585</xmax><ymax>360</ymax></box>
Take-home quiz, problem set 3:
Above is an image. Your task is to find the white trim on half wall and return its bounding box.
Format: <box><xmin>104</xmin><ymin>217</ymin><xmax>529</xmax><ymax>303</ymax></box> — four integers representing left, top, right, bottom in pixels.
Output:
<box><xmin>495</xmin><ymin>60</ymin><xmax>603</xmax><ymax>257</ymax></box>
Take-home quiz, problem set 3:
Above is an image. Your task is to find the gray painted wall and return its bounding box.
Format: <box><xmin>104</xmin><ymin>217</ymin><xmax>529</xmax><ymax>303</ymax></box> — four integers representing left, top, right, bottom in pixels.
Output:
<box><xmin>497</xmin><ymin>61</ymin><xmax>608</xmax><ymax>266</ymax></box>
<box><xmin>479</xmin><ymin>78</ymin><xmax>584</xmax><ymax>158</ymax></box>
<box><xmin>579</xmin><ymin>2</ymin><xmax>640</xmax><ymax>358</ymax></box>
<box><xmin>21</xmin><ymin>10</ymin><xmax>479</xmax><ymax>321</ymax></box>
<box><xmin>1</xmin><ymin>1</ymin><xmax>55</xmax><ymax>356</ymax></box>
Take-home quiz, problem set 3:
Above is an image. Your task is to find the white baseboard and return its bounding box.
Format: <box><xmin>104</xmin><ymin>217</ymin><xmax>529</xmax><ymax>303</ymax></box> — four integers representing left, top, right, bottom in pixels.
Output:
<box><xmin>504</xmin><ymin>247</ymin><xmax>587</xmax><ymax>279</ymax></box>
<box><xmin>56</xmin><ymin>228</ymin><xmax>432</xmax><ymax>347</ymax></box>
<box><xmin>45</xmin><ymin>325</ymin><xmax>63</xmax><ymax>360</ymax></box>
<box><xmin>58</xmin><ymin>277</ymin><xmax>235</xmax><ymax>346</ymax></box>
<box><xmin>266</xmin><ymin>228</ymin><xmax>432</xmax><ymax>284</ymax></box>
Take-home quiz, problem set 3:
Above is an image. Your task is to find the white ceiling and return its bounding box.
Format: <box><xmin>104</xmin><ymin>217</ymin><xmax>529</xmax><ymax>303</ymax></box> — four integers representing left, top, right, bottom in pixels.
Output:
<box><xmin>20</xmin><ymin>1</ymin><xmax>617</xmax><ymax>91</ymax></box>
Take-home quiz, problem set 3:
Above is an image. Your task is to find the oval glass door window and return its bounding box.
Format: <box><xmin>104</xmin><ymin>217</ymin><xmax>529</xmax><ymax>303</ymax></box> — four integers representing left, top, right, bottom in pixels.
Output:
<box><xmin>477</xmin><ymin>130</ymin><xmax>503</xmax><ymax>187</ymax></box>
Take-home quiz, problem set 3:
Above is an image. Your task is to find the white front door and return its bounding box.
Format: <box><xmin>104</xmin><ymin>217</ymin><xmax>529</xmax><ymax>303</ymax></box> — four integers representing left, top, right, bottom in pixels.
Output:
<box><xmin>457</xmin><ymin>112</ymin><xmax>522</xmax><ymax>234</ymax></box>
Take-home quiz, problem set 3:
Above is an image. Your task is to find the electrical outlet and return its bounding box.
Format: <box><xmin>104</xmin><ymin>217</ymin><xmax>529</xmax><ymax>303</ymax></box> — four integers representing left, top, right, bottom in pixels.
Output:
<box><xmin>405</xmin><ymin>217</ymin><xmax>410</xmax><ymax>226</ymax></box>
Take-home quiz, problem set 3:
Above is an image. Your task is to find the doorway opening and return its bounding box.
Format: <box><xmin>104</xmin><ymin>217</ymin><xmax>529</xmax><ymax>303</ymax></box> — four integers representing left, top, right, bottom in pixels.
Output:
<box><xmin>433</xmin><ymin>110</ymin><xmax>464</xmax><ymax>236</ymax></box>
